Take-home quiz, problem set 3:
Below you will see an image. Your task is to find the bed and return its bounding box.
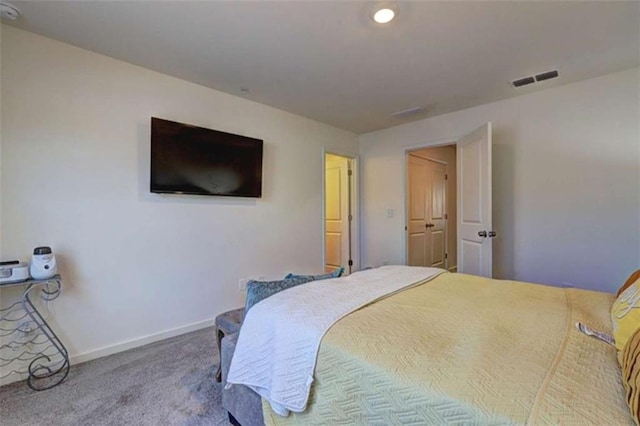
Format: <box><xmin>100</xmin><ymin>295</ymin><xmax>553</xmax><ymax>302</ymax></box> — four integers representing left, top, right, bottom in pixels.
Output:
<box><xmin>223</xmin><ymin>266</ymin><xmax>638</xmax><ymax>425</ymax></box>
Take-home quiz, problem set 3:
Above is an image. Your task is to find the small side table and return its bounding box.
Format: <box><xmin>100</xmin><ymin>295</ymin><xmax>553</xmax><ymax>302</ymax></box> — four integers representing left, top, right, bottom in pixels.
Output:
<box><xmin>215</xmin><ymin>307</ymin><xmax>244</xmax><ymax>382</ymax></box>
<box><xmin>0</xmin><ymin>275</ymin><xmax>70</xmax><ymax>390</ymax></box>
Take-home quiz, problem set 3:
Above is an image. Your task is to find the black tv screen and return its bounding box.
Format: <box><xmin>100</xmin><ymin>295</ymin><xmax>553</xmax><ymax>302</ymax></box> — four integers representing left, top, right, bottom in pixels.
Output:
<box><xmin>150</xmin><ymin>118</ymin><xmax>263</xmax><ymax>197</ymax></box>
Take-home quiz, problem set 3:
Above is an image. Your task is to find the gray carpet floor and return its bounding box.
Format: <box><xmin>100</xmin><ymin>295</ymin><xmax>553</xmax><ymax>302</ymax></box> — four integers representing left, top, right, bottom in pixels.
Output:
<box><xmin>0</xmin><ymin>327</ymin><xmax>228</xmax><ymax>426</ymax></box>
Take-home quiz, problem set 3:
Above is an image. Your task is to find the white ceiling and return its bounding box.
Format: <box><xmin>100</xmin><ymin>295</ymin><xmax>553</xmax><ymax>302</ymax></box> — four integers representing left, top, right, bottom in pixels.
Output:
<box><xmin>4</xmin><ymin>1</ymin><xmax>639</xmax><ymax>134</ymax></box>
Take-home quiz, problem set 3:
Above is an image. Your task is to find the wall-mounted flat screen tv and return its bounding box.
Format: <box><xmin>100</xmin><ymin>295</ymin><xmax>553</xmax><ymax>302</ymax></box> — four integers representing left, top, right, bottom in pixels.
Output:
<box><xmin>150</xmin><ymin>117</ymin><xmax>263</xmax><ymax>198</ymax></box>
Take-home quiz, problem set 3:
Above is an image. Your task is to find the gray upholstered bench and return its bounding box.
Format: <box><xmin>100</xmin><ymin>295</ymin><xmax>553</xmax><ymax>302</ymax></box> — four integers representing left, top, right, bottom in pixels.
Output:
<box><xmin>222</xmin><ymin>332</ymin><xmax>264</xmax><ymax>426</ymax></box>
<box><xmin>218</xmin><ymin>269</ymin><xmax>345</xmax><ymax>422</ymax></box>
<box><xmin>215</xmin><ymin>307</ymin><xmax>245</xmax><ymax>382</ymax></box>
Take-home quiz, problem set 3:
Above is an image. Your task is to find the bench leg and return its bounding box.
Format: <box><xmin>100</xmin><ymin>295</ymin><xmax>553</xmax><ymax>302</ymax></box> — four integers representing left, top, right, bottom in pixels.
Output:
<box><xmin>228</xmin><ymin>412</ymin><xmax>241</xmax><ymax>426</ymax></box>
<box><xmin>216</xmin><ymin>327</ymin><xmax>224</xmax><ymax>382</ymax></box>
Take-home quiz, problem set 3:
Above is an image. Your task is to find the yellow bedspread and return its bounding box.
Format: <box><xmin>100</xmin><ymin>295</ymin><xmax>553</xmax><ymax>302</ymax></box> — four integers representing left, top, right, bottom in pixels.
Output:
<box><xmin>264</xmin><ymin>273</ymin><xmax>631</xmax><ymax>425</ymax></box>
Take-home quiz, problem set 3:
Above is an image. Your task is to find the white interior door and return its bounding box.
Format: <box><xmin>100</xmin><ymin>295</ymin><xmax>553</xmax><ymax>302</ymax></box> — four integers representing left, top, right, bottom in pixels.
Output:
<box><xmin>325</xmin><ymin>155</ymin><xmax>350</xmax><ymax>273</ymax></box>
<box><xmin>457</xmin><ymin>122</ymin><xmax>493</xmax><ymax>277</ymax></box>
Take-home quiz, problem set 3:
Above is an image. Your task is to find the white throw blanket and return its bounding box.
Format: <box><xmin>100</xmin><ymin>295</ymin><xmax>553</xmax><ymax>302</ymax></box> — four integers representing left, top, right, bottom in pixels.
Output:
<box><xmin>226</xmin><ymin>265</ymin><xmax>445</xmax><ymax>416</ymax></box>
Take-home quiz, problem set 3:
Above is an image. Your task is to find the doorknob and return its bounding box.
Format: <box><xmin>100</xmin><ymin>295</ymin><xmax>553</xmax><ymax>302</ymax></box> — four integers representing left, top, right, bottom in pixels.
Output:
<box><xmin>478</xmin><ymin>230</ymin><xmax>487</xmax><ymax>238</ymax></box>
<box><xmin>425</xmin><ymin>223</ymin><xmax>434</xmax><ymax>228</ymax></box>
<box><xmin>489</xmin><ymin>231</ymin><xmax>497</xmax><ymax>238</ymax></box>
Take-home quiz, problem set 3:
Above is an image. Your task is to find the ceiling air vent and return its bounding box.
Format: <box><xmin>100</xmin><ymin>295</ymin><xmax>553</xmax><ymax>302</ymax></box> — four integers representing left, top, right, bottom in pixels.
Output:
<box><xmin>512</xmin><ymin>69</ymin><xmax>559</xmax><ymax>89</ymax></box>
<box><xmin>392</xmin><ymin>106</ymin><xmax>425</xmax><ymax>118</ymax></box>
<box><xmin>511</xmin><ymin>76</ymin><xmax>535</xmax><ymax>88</ymax></box>
<box><xmin>535</xmin><ymin>70</ymin><xmax>559</xmax><ymax>82</ymax></box>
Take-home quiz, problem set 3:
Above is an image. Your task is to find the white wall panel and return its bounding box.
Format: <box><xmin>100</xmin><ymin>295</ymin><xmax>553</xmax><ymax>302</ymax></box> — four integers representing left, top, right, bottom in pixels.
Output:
<box><xmin>0</xmin><ymin>26</ymin><xmax>358</xmax><ymax>364</ymax></box>
<box><xmin>359</xmin><ymin>68</ymin><xmax>640</xmax><ymax>292</ymax></box>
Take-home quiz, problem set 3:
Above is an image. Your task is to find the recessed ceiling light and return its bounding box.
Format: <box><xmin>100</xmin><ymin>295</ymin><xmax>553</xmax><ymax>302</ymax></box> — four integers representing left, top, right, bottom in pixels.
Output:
<box><xmin>373</xmin><ymin>8</ymin><xmax>394</xmax><ymax>23</ymax></box>
<box><xmin>371</xmin><ymin>4</ymin><xmax>398</xmax><ymax>24</ymax></box>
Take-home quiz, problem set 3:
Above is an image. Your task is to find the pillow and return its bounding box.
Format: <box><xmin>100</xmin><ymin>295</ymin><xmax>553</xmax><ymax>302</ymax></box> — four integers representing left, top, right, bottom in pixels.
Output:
<box><xmin>611</xmin><ymin>277</ymin><xmax>640</xmax><ymax>352</ymax></box>
<box><xmin>618</xmin><ymin>269</ymin><xmax>640</xmax><ymax>297</ymax></box>
<box><xmin>245</xmin><ymin>276</ymin><xmax>313</xmax><ymax>312</ymax></box>
<box><xmin>620</xmin><ymin>327</ymin><xmax>640</xmax><ymax>424</ymax></box>
<box><xmin>284</xmin><ymin>266</ymin><xmax>344</xmax><ymax>281</ymax></box>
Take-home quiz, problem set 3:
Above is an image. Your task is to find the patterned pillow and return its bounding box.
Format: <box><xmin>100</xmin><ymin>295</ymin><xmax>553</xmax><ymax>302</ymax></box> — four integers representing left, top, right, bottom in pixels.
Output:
<box><xmin>245</xmin><ymin>276</ymin><xmax>313</xmax><ymax>312</ymax></box>
<box><xmin>284</xmin><ymin>266</ymin><xmax>344</xmax><ymax>281</ymax></box>
<box><xmin>611</xmin><ymin>277</ymin><xmax>640</xmax><ymax>352</ymax></box>
<box><xmin>620</xmin><ymin>327</ymin><xmax>640</xmax><ymax>424</ymax></box>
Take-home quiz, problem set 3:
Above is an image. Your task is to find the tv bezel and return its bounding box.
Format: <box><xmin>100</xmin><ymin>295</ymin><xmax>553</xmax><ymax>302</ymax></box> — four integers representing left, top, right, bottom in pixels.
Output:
<box><xmin>150</xmin><ymin>117</ymin><xmax>263</xmax><ymax>198</ymax></box>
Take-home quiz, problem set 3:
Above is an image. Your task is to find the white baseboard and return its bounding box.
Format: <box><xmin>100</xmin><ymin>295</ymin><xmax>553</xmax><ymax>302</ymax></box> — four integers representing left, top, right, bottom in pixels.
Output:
<box><xmin>71</xmin><ymin>318</ymin><xmax>215</xmax><ymax>365</ymax></box>
<box><xmin>0</xmin><ymin>319</ymin><xmax>215</xmax><ymax>387</ymax></box>
<box><xmin>0</xmin><ymin>372</ymin><xmax>28</xmax><ymax>387</ymax></box>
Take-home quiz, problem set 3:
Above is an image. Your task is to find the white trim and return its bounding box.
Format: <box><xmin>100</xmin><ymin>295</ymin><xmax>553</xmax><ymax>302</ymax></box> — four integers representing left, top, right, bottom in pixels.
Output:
<box><xmin>0</xmin><ymin>372</ymin><xmax>27</xmax><ymax>387</ymax></box>
<box><xmin>71</xmin><ymin>318</ymin><xmax>214</xmax><ymax>365</ymax></box>
<box><xmin>405</xmin><ymin>135</ymin><xmax>463</xmax><ymax>153</ymax></box>
<box><xmin>448</xmin><ymin>266</ymin><xmax>458</xmax><ymax>273</ymax></box>
<box><xmin>321</xmin><ymin>148</ymin><xmax>361</xmax><ymax>274</ymax></box>
<box><xmin>0</xmin><ymin>318</ymin><xmax>215</xmax><ymax>387</ymax></box>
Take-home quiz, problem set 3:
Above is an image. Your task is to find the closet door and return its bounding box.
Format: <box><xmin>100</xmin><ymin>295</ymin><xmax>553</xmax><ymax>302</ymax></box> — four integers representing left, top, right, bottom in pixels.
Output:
<box><xmin>407</xmin><ymin>155</ymin><xmax>431</xmax><ymax>266</ymax></box>
<box><xmin>407</xmin><ymin>155</ymin><xmax>447</xmax><ymax>268</ymax></box>
<box><xmin>428</xmin><ymin>161</ymin><xmax>446</xmax><ymax>269</ymax></box>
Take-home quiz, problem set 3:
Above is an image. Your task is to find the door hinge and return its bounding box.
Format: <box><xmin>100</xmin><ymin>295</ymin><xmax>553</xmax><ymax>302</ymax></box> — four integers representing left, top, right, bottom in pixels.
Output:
<box><xmin>404</xmin><ymin>225</ymin><xmax>407</xmax><ymax>231</ymax></box>
<box><xmin>445</xmin><ymin>174</ymin><xmax>448</xmax><ymax>180</ymax></box>
<box><xmin>348</xmin><ymin>169</ymin><xmax>353</xmax><ymax>176</ymax></box>
<box><xmin>348</xmin><ymin>214</ymin><xmax>353</xmax><ymax>221</ymax></box>
<box><xmin>348</xmin><ymin>260</ymin><xmax>353</xmax><ymax>266</ymax></box>
<box><xmin>445</xmin><ymin>253</ymin><xmax>448</xmax><ymax>259</ymax></box>
<box><xmin>444</xmin><ymin>213</ymin><xmax>448</xmax><ymax>220</ymax></box>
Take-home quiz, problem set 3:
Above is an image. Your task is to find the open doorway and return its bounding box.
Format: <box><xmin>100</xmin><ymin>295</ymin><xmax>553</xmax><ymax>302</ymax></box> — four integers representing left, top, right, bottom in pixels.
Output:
<box><xmin>404</xmin><ymin>122</ymin><xmax>493</xmax><ymax>277</ymax></box>
<box><xmin>406</xmin><ymin>144</ymin><xmax>457</xmax><ymax>272</ymax></box>
<box><xmin>323</xmin><ymin>152</ymin><xmax>358</xmax><ymax>275</ymax></box>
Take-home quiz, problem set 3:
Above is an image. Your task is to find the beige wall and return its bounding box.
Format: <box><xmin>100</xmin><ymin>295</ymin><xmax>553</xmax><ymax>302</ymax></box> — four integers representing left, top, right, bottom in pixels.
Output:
<box><xmin>409</xmin><ymin>145</ymin><xmax>457</xmax><ymax>270</ymax></box>
<box><xmin>0</xmin><ymin>25</ymin><xmax>358</xmax><ymax>369</ymax></box>
<box><xmin>359</xmin><ymin>68</ymin><xmax>640</xmax><ymax>293</ymax></box>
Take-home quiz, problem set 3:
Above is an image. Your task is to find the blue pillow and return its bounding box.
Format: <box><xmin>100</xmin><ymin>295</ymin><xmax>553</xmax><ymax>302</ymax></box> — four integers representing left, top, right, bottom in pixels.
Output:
<box><xmin>245</xmin><ymin>276</ymin><xmax>313</xmax><ymax>312</ymax></box>
<box><xmin>284</xmin><ymin>266</ymin><xmax>344</xmax><ymax>281</ymax></box>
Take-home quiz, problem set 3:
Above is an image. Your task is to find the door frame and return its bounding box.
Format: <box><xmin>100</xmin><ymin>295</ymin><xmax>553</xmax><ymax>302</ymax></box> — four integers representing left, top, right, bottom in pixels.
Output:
<box><xmin>403</xmin><ymin>136</ymin><xmax>462</xmax><ymax>268</ymax></box>
<box><xmin>322</xmin><ymin>148</ymin><xmax>360</xmax><ymax>274</ymax></box>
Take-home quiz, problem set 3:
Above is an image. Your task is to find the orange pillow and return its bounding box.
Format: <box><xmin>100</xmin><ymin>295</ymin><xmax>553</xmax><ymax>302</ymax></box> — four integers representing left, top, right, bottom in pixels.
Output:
<box><xmin>620</xmin><ymin>327</ymin><xmax>640</xmax><ymax>425</ymax></box>
<box><xmin>618</xmin><ymin>270</ymin><xmax>640</xmax><ymax>297</ymax></box>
